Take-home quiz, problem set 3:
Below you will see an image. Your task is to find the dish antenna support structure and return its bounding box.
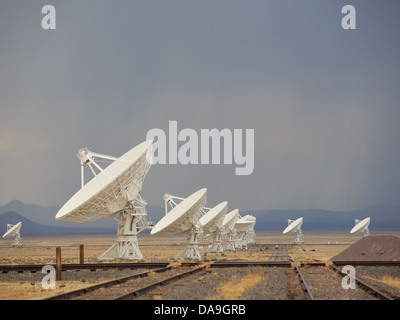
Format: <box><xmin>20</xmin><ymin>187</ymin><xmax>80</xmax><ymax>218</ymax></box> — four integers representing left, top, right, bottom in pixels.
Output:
<box><xmin>56</xmin><ymin>140</ymin><xmax>154</xmax><ymax>260</ymax></box>
<box><xmin>350</xmin><ymin>217</ymin><xmax>371</xmax><ymax>237</ymax></box>
<box><xmin>2</xmin><ymin>222</ymin><xmax>22</xmax><ymax>247</ymax></box>
<box><xmin>199</xmin><ymin>201</ymin><xmax>228</xmax><ymax>255</ymax></box>
<box><xmin>151</xmin><ymin>189</ymin><xmax>207</xmax><ymax>261</ymax></box>
<box><xmin>283</xmin><ymin>217</ymin><xmax>304</xmax><ymax>244</ymax></box>
<box><xmin>222</xmin><ymin>209</ymin><xmax>239</xmax><ymax>251</ymax></box>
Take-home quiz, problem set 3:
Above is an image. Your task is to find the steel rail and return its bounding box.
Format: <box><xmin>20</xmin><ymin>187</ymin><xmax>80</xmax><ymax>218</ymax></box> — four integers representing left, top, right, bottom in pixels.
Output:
<box><xmin>211</xmin><ymin>261</ymin><xmax>291</xmax><ymax>267</ymax></box>
<box><xmin>0</xmin><ymin>262</ymin><xmax>169</xmax><ymax>273</ymax></box>
<box><xmin>43</xmin><ymin>266</ymin><xmax>172</xmax><ymax>300</ymax></box>
<box><xmin>113</xmin><ymin>265</ymin><xmax>207</xmax><ymax>300</ymax></box>
<box><xmin>328</xmin><ymin>263</ymin><xmax>395</xmax><ymax>300</ymax></box>
<box><xmin>293</xmin><ymin>263</ymin><xmax>315</xmax><ymax>300</ymax></box>
<box><xmin>298</xmin><ymin>260</ymin><xmax>396</xmax><ymax>300</ymax></box>
<box><xmin>332</xmin><ymin>261</ymin><xmax>400</xmax><ymax>266</ymax></box>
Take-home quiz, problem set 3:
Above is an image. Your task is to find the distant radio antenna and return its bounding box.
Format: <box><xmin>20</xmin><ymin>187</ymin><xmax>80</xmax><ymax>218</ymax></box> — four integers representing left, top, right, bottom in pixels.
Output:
<box><xmin>350</xmin><ymin>217</ymin><xmax>371</xmax><ymax>237</ymax></box>
<box><xmin>283</xmin><ymin>217</ymin><xmax>304</xmax><ymax>244</ymax></box>
<box><xmin>2</xmin><ymin>222</ymin><xmax>22</xmax><ymax>247</ymax></box>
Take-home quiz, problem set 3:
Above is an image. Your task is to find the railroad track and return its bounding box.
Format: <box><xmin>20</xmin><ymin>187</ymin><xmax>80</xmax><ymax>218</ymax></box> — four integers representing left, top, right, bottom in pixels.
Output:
<box><xmin>43</xmin><ymin>261</ymin><xmax>291</xmax><ymax>300</ymax></box>
<box><xmin>115</xmin><ymin>264</ymin><xmax>208</xmax><ymax>300</ymax></box>
<box><xmin>44</xmin><ymin>263</ymin><xmax>208</xmax><ymax>300</ymax></box>
<box><xmin>211</xmin><ymin>261</ymin><xmax>291</xmax><ymax>267</ymax></box>
<box><xmin>268</xmin><ymin>244</ymin><xmax>290</xmax><ymax>262</ymax></box>
<box><xmin>294</xmin><ymin>261</ymin><xmax>396</xmax><ymax>300</ymax></box>
<box><xmin>3</xmin><ymin>258</ymin><xmax>398</xmax><ymax>300</ymax></box>
<box><xmin>0</xmin><ymin>262</ymin><xmax>169</xmax><ymax>273</ymax></box>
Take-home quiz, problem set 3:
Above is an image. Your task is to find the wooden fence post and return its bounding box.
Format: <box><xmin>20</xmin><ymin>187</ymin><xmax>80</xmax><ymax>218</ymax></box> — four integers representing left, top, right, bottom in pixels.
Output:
<box><xmin>79</xmin><ymin>244</ymin><xmax>84</xmax><ymax>264</ymax></box>
<box><xmin>56</xmin><ymin>247</ymin><xmax>62</xmax><ymax>281</ymax></box>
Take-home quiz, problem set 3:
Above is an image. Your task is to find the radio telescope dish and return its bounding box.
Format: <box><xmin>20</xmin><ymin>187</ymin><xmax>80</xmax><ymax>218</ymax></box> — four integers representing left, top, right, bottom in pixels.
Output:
<box><xmin>222</xmin><ymin>209</ymin><xmax>239</xmax><ymax>251</ymax></box>
<box><xmin>350</xmin><ymin>217</ymin><xmax>371</xmax><ymax>236</ymax></box>
<box><xmin>2</xmin><ymin>222</ymin><xmax>22</xmax><ymax>247</ymax></box>
<box><xmin>151</xmin><ymin>188</ymin><xmax>207</xmax><ymax>260</ymax></box>
<box><xmin>244</xmin><ymin>216</ymin><xmax>257</xmax><ymax>246</ymax></box>
<box><xmin>56</xmin><ymin>140</ymin><xmax>154</xmax><ymax>260</ymax></box>
<box><xmin>234</xmin><ymin>215</ymin><xmax>256</xmax><ymax>249</ymax></box>
<box><xmin>199</xmin><ymin>201</ymin><xmax>228</xmax><ymax>255</ymax></box>
<box><xmin>283</xmin><ymin>217</ymin><xmax>304</xmax><ymax>244</ymax></box>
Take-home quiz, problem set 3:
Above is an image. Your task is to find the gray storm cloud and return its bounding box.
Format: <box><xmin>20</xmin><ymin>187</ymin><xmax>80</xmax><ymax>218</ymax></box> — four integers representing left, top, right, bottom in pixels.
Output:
<box><xmin>0</xmin><ymin>1</ymin><xmax>399</xmax><ymax>212</ymax></box>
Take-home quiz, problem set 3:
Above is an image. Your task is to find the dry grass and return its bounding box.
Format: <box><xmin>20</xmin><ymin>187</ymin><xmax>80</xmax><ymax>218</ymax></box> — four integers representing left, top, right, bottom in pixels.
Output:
<box><xmin>209</xmin><ymin>270</ymin><xmax>264</xmax><ymax>300</ymax></box>
<box><xmin>0</xmin><ymin>280</ymin><xmax>93</xmax><ymax>300</ymax></box>
<box><xmin>364</xmin><ymin>275</ymin><xmax>400</xmax><ymax>290</ymax></box>
<box><xmin>288</xmin><ymin>244</ymin><xmax>349</xmax><ymax>262</ymax></box>
<box><xmin>380</xmin><ymin>276</ymin><xmax>400</xmax><ymax>290</ymax></box>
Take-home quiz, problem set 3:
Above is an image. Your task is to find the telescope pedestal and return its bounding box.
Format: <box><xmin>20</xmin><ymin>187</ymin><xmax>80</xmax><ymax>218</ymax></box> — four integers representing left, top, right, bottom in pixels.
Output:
<box><xmin>205</xmin><ymin>231</ymin><xmax>224</xmax><ymax>255</ymax></box>
<box><xmin>98</xmin><ymin>198</ymin><xmax>152</xmax><ymax>260</ymax></box>
<box><xmin>12</xmin><ymin>235</ymin><xmax>22</xmax><ymax>248</ymax></box>
<box><xmin>176</xmin><ymin>226</ymin><xmax>202</xmax><ymax>261</ymax></box>
<box><xmin>294</xmin><ymin>230</ymin><xmax>304</xmax><ymax>244</ymax></box>
<box><xmin>224</xmin><ymin>231</ymin><xmax>236</xmax><ymax>252</ymax></box>
<box><xmin>99</xmin><ymin>234</ymin><xmax>143</xmax><ymax>260</ymax></box>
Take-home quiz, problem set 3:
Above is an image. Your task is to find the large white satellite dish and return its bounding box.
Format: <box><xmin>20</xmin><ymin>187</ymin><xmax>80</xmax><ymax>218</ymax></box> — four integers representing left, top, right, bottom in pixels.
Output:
<box><xmin>350</xmin><ymin>217</ymin><xmax>371</xmax><ymax>236</ymax></box>
<box><xmin>222</xmin><ymin>209</ymin><xmax>239</xmax><ymax>251</ymax></box>
<box><xmin>283</xmin><ymin>217</ymin><xmax>304</xmax><ymax>244</ymax></box>
<box><xmin>199</xmin><ymin>201</ymin><xmax>228</xmax><ymax>255</ymax></box>
<box><xmin>234</xmin><ymin>215</ymin><xmax>256</xmax><ymax>249</ymax></box>
<box><xmin>239</xmin><ymin>214</ymin><xmax>256</xmax><ymax>246</ymax></box>
<box><xmin>2</xmin><ymin>222</ymin><xmax>22</xmax><ymax>247</ymax></box>
<box><xmin>245</xmin><ymin>217</ymin><xmax>256</xmax><ymax>246</ymax></box>
<box><xmin>56</xmin><ymin>140</ymin><xmax>154</xmax><ymax>260</ymax></box>
<box><xmin>151</xmin><ymin>188</ymin><xmax>207</xmax><ymax>260</ymax></box>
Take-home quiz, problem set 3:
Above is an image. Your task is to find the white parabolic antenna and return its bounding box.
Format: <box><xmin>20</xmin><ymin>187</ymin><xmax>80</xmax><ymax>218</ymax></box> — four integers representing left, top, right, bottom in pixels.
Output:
<box><xmin>151</xmin><ymin>188</ymin><xmax>207</xmax><ymax>260</ymax></box>
<box><xmin>283</xmin><ymin>217</ymin><xmax>304</xmax><ymax>244</ymax></box>
<box><xmin>2</xmin><ymin>222</ymin><xmax>22</xmax><ymax>247</ymax></box>
<box><xmin>245</xmin><ymin>215</ymin><xmax>257</xmax><ymax>246</ymax></box>
<box><xmin>234</xmin><ymin>215</ymin><xmax>256</xmax><ymax>249</ymax></box>
<box><xmin>222</xmin><ymin>209</ymin><xmax>239</xmax><ymax>251</ymax></box>
<box><xmin>199</xmin><ymin>201</ymin><xmax>228</xmax><ymax>254</ymax></box>
<box><xmin>350</xmin><ymin>217</ymin><xmax>371</xmax><ymax>236</ymax></box>
<box><xmin>56</xmin><ymin>140</ymin><xmax>153</xmax><ymax>260</ymax></box>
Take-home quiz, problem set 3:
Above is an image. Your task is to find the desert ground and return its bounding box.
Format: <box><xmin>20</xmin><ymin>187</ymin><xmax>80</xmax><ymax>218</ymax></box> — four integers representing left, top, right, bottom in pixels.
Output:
<box><xmin>0</xmin><ymin>230</ymin><xmax>398</xmax><ymax>300</ymax></box>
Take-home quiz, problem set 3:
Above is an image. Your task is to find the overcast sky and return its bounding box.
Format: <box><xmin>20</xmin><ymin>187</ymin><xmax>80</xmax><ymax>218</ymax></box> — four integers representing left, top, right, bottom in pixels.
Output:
<box><xmin>1</xmin><ymin>1</ymin><xmax>399</xmax><ymax>212</ymax></box>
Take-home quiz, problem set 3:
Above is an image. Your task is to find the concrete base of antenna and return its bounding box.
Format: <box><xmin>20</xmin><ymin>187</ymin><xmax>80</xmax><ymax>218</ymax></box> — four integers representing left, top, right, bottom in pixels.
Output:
<box><xmin>205</xmin><ymin>242</ymin><xmax>224</xmax><ymax>255</ymax></box>
<box><xmin>12</xmin><ymin>236</ymin><xmax>22</xmax><ymax>248</ymax></box>
<box><xmin>99</xmin><ymin>235</ymin><xmax>144</xmax><ymax>260</ymax></box>
<box><xmin>235</xmin><ymin>241</ymin><xmax>248</xmax><ymax>250</ymax></box>
<box><xmin>176</xmin><ymin>245</ymin><xmax>202</xmax><ymax>261</ymax></box>
<box><xmin>293</xmin><ymin>231</ymin><xmax>304</xmax><ymax>245</ymax></box>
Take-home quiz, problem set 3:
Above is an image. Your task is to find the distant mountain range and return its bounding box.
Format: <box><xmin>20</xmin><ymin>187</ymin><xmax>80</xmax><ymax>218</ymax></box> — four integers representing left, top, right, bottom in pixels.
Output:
<box><xmin>0</xmin><ymin>200</ymin><xmax>399</xmax><ymax>236</ymax></box>
<box><xmin>0</xmin><ymin>200</ymin><xmax>164</xmax><ymax>236</ymax></box>
<box><xmin>250</xmin><ymin>203</ymin><xmax>400</xmax><ymax>231</ymax></box>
